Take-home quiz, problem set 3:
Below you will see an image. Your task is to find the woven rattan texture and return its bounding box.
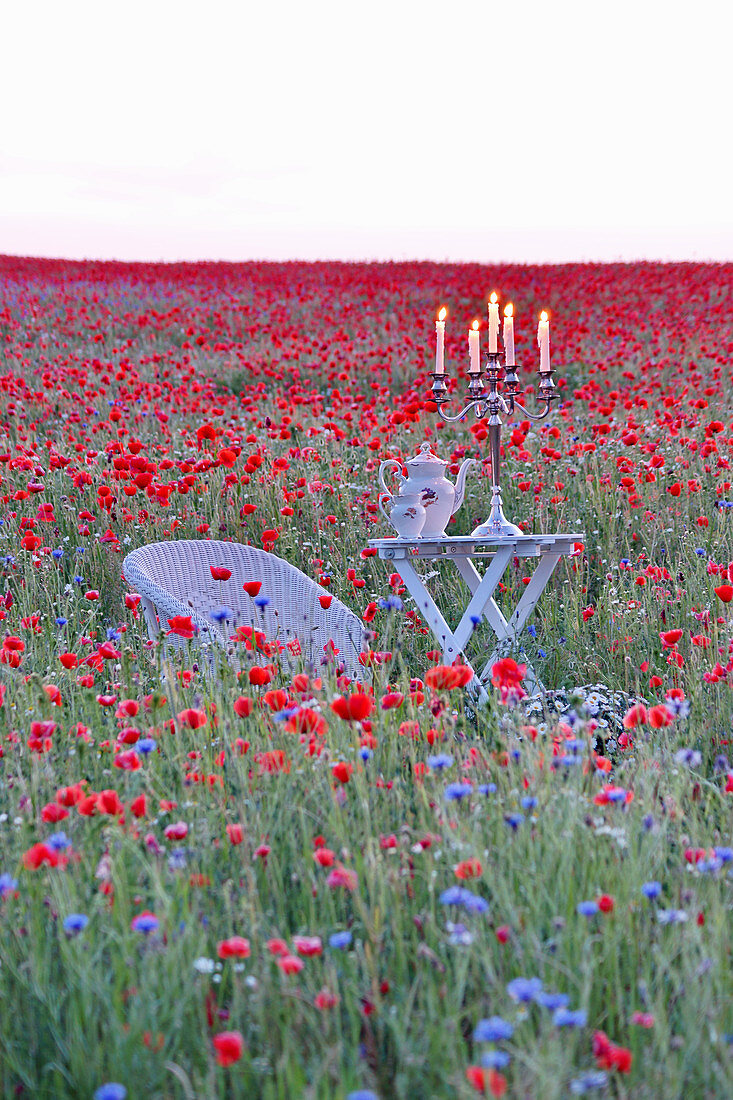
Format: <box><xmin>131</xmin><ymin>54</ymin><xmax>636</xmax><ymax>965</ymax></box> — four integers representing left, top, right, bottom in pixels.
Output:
<box><xmin>122</xmin><ymin>540</ymin><xmax>366</xmax><ymax>680</ymax></box>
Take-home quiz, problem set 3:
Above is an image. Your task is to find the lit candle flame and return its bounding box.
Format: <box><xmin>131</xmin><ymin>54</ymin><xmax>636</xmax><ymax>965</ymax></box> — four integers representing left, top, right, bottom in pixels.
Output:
<box><xmin>490</xmin><ymin>292</ymin><xmax>498</xmax><ymax>305</ymax></box>
<box><xmin>438</xmin><ymin>307</ymin><xmax>447</xmax><ymax>322</ymax></box>
<box><xmin>540</xmin><ymin>310</ymin><xmax>548</xmax><ymax>322</ymax></box>
<box><xmin>504</xmin><ymin>304</ymin><xmax>513</xmax><ymax>319</ymax></box>
<box><xmin>472</xmin><ymin>319</ymin><xmax>479</xmax><ymax>331</ymax></box>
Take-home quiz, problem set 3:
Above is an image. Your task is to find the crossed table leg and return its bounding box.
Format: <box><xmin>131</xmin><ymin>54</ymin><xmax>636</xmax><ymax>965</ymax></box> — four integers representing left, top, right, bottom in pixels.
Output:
<box><xmin>370</xmin><ymin>535</ymin><xmax>583</xmax><ymax>702</ymax></box>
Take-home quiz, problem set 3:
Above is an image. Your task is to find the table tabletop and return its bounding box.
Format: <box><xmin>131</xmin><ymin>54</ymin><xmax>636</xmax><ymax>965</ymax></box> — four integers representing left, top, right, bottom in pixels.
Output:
<box><xmin>368</xmin><ymin>532</ymin><xmax>585</xmax><ymax>560</ymax></box>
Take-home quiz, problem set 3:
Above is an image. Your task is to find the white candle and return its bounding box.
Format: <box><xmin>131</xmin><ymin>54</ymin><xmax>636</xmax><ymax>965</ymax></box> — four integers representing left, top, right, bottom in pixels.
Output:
<box><xmin>538</xmin><ymin>310</ymin><xmax>550</xmax><ymax>373</ymax></box>
<box><xmin>503</xmin><ymin>304</ymin><xmax>515</xmax><ymax>367</ymax></box>
<box><xmin>488</xmin><ymin>292</ymin><xmax>499</xmax><ymax>353</ymax></box>
<box><xmin>435</xmin><ymin>307</ymin><xmax>447</xmax><ymax>375</ymax></box>
<box><xmin>468</xmin><ymin>320</ymin><xmax>480</xmax><ymax>374</ymax></box>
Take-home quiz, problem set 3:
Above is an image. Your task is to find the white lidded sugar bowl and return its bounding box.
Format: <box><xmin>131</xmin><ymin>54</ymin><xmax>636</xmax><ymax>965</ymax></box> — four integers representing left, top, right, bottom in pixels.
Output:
<box><xmin>379</xmin><ymin>442</ymin><xmax>475</xmax><ymax>538</ymax></box>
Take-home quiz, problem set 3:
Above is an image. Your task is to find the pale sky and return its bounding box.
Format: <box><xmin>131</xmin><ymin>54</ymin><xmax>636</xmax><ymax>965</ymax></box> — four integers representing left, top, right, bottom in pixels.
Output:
<box><xmin>2</xmin><ymin>0</ymin><xmax>731</xmax><ymax>263</ymax></box>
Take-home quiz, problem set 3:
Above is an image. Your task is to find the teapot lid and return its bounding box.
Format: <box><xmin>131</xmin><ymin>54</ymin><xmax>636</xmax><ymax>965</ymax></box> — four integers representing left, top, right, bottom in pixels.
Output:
<box><xmin>406</xmin><ymin>442</ymin><xmax>447</xmax><ymax>468</ymax></box>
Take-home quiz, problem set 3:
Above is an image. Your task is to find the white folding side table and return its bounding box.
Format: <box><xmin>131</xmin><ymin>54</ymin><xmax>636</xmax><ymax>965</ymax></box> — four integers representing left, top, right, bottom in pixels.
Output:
<box><xmin>368</xmin><ymin>533</ymin><xmax>584</xmax><ymax>701</ymax></box>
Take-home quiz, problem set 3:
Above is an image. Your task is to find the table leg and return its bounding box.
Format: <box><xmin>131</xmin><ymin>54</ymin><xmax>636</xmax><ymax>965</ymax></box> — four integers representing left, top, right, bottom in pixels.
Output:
<box><xmin>453</xmin><ymin>557</ymin><xmax>510</xmax><ymax>639</ymax></box>
<box><xmin>394</xmin><ymin>558</ymin><xmax>490</xmax><ymax>702</ymax></box>
<box><xmin>477</xmin><ymin>552</ymin><xmax>563</xmax><ymax>690</ymax></box>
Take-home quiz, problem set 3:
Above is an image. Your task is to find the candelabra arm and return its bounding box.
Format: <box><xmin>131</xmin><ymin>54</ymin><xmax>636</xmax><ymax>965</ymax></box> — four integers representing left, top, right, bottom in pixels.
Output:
<box><xmin>512</xmin><ymin>398</ymin><xmax>553</xmax><ymax>423</ymax></box>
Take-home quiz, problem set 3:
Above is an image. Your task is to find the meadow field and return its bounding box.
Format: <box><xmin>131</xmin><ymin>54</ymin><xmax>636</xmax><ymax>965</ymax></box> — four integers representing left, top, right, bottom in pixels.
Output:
<box><xmin>0</xmin><ymin>254</ymin><xmax>731</xmax><ymax>1099</ymax></box>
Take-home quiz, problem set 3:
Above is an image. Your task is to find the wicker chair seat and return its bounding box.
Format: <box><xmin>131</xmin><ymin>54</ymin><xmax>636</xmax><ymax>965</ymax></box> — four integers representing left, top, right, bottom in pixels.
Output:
<box><xmin>122</xmin><ymin>540</ymin><xmax>366</xmax><ymax>681</ymax></box>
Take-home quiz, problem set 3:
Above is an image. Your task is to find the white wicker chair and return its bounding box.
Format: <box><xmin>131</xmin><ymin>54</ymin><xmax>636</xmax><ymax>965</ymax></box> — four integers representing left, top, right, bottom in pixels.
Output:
<box><xmin>122</xmin><ymin>540</ymin><xmax>367</xmax><ymax>681</ymax></box>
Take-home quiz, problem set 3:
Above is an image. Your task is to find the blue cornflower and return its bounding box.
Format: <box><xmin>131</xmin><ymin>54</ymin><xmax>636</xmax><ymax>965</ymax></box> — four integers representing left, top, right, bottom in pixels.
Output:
<box><xmin>329</xmin><ymin>930</ymin><xmax>352</xmax><ymax>950</ymax></box>
<box><xmin>480</xmin><ymin>1050</ymin><xmax>511</xmax><ymax>1069</ymax></box>
<box><xmin>444</xmin><ymin>782</ymin><xmax>471</xmax><ymax>801</ymax></box>
<box><xmin>577</xmin><ymin>900</ymin><xmax>599</xmax><ymax>917</ymax></box>
<box><xmin>359</xmin><ymin>746</ymin><xmax>373</xmax><ymax>761</ymax></box>
<box><xmin>620</xmin><ymin>558</ymin><xmax>631</xmax><ymax>567</ymax></box>
<box><xmin>474</xmin><ymin>1016</ymin><xmax>514</xmax><ymax>1042</ymax></box>
<box><xmin>439</xmin><ymin>887</ymin><xmax>489</xmax><ymax>913</ymax></box>
<box><xmin>63</xmin><ymin>913</ymin><xmax>89</xmax><ymax>934</ymax></box>
<box><xmin>569</xmin><ymin>1070</ymin><xmax>608</xmax><ymax>1094</ymax></box>
<box><xmin>209</xmin><ymin>607</ymin><xmax>232</xmax><ymax>623</ymax></box>
<box><xmin>254</xmin><ymin>595</ymin><xmax>270</xmax><ymax>608</ymax></box>
<box><xmin>674</xmin><ymin>747</ymin><xmax>701</xmax><ymax>767</ymax></box>
<box><xmin>642</xmin><ymin>881</ymin><xmax>662</xmax><ymax>899</ymax></box>
<box><xmin>606</xmin><ymin>787</ymin><xmax>628</xmax><ymax>803</ymax></box>
<box><xmin>131</xmin><ymin>913</ymin><xmax>159</xmax><ymax>935</ymax></box>
<box><xmin>538</xmin><ymin>648</ymin><xmax>547</xmax><ymax>659</ymax></box>
<box><xmin>106</xmin><ymin>627</ymin><xmax>121</xmax><ymax>640</ymax></box>
<box><xmin>477</xmin><ymin>783</ymin><xmax>497</xmax><ymax>795</ymax></box>
<box><xmin>0</xmin><ymin>873</ymin><xmax>18</xmax><ymax>898</ymax></box>
<box><xmin>55</xmin><ymin>617</ymin><xmax>68</xmax><ymax>627</ymax></box>
<box><xmin>697</xmin><ymin>857</ymin><xmax>722</xmax><ymax>874</ymax></box>
<box><xmin>346</xmin><ymin>1092</ymin><xmax>379</xmax><ymax>1100</ymax></box>
<box><xmin>378</xmin><ymin>595</ymin><xmax>403</xmax><ymax>611</ymax></box>
<box><xmin>558</xmin><ymin>755</ymin><xmax>581</xmax><ymax>766</ymax></box>
<box><xmin>440</xmin><ymin>887</ymin><xmax>469</xmax><ymax>909</ymax></box>
<box><xmin>73</xmin><ymin>574</ymin><xmax>85</xmax><ymax>584</ymax></box>
<box><xmin>694</xmin><ymin>548</ymin><xmax>706</xmax><ymax>556</ymax></box>
<box><xmin>521</xmin><ymin>796</ymin><xmax>538</xmax><ymax>810</ymax></box>
<box><xmin>47</xmin><ymin>832</ymin><xmax>71</xmax><ymax>851</ymax></box>
<box><xmin>507</xmin><ymin>976</ymin><xmax>543</xmax><ymax>1003</ymax></box>
<box><xmin>94</xmin><ymin>1086</ymin><xmax>127</xmax><ymax>1100</ymax></box>
<box><xmin>462</xmin><ymin>892</ymin><xmax>490</xmax><ymax>914</ymax></box>
<box><xmin>168</xmin><ymin>849</ymin><xmax>188</xmax><ymax>871</ymax></box>
<box><xmin>52</xmin><ymin>548</ymin><xmax>63</xmax><ymax>560</ymax></box>
<box><xmin>642</xmin><ymin>814</ymin><xmax>654</xmax><ymax>831</ymax></box>
<box><xmin>527</xmin><ymin>624</ymin><xmax>537</xmax><ymax>638</ymax></box>
<box><xmin>657</xmin><ymin>908</ymin><xmax>688</xmax><ymax>924</ymax></box>
<box><xmin>427</xmin><ymin>753</ymin><xmax>453</xmax><ymax>771</ymax></box>
<box><xmin>504</xmin><ymin>813</ymin><xmax>525</xmax><ymax>830</ymax></box>
<box><xmin>446</xmin><ymin>921</ymin><xmax>473</xmax><ymax>946</ymax></box>
<box><xmin>272</xmin><ymin>707</ymin><xmax>299</xmax><ymax>722</ymax></box>
<box><xmin>714</xmin><ymin>847</ymin><xmax>733</xmax><ymax>863</ymax></box>
<box><xmin>535</xmin><ymin>991</ymin><xmax>569</xmax><ymax>1011</ymax></box>
<box><xmin>554</xmin><ymin>1007</ymin><xmax>587</xmax><ymax>1027</ymax></box>
<box><xmin>136</xmin><ymin>738</ymin><xmax>157</xmax><ymax>755</ymax></box>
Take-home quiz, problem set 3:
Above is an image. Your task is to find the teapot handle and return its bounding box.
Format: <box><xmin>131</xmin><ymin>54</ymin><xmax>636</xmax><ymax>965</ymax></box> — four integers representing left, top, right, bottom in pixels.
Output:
<box><xmin>379</xmin><ymin>458</ymin><xmax>404</xmax><ymax>495</ymax></box>
<box><xmin>378</xmin><ymin>492</ymin><xmax>393</xmax><ymax>522</ymax></box>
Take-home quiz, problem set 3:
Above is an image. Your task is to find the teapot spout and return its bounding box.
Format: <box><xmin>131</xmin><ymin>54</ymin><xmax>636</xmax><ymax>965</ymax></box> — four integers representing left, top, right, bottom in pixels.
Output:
<box><xmin>451</xmin><ymin>458</ymin><xmax>477</xmax><ymax>516</ymax></box>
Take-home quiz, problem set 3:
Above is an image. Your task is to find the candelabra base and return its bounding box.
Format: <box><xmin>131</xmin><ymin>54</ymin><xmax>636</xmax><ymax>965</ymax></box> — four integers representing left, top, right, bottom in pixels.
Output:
<box><xmin>472</xmin><ymin>502</ymin><xmax>523</xmax><ymax>539</ymax></box>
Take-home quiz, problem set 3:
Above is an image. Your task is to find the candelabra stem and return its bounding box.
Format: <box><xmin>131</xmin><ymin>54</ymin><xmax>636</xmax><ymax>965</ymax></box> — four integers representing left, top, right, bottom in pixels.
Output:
<box><xmin>471</xmin><ymin>413</ymin><xmax>522</xmax><ymax>538</ymax></box>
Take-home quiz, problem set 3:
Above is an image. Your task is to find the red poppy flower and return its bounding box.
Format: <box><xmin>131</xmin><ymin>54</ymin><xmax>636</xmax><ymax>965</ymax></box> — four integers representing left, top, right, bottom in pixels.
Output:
<box><xmin>218</xmin><ymin>936</ymin><xmax>251</xmax><ymax>959</ymax></box>
<box><xmin>455</xmin><ymin>858</ymin><xmax>482</xmax><ymax>880</ymax></box>
<box><xmin>167</xmin><ymin>615</ymin><xmax>197</xmax><ymax>639</ymax></box>
<box><xmin>331</xmin><ymin>691</ymin><xmax>374</xmax><ymax>722</ymax></box>
<box><xmin>210</xmin><ymin>566</ymin><xmax>232</xmax><ymax>580</ymax></box>
<box><xmin>213</xmin><ymin>1030</ymin><xmax>244</xmax><ymax>1067</ymax></box>
<box><xmin>233</xmin><ymin>696</ymin><xmax>253</xmax><ymax>717</ymax></box>
<box><xmin>243</xmin><ymin>581</ymin><xmax>262</xmax><ymax>597</ymax></box>
<box><xmin>177</xmin><ymin>708</ymin><xmax>207</xmax><ymax>729</ymax></box>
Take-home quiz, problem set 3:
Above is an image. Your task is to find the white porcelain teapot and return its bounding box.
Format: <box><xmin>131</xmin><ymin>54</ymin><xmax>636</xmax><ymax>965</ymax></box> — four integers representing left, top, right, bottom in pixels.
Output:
<box><xmin>379</xmin><ymin>443</ymin><xmax>476</xmax><ymax>538</ymax></box>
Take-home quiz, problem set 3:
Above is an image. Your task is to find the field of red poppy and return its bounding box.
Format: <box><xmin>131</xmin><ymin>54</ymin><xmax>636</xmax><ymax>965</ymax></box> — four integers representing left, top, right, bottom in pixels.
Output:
<box><xmin>0</xmin><ymin>254</ymin><xmax>732</xmax><ymax>1099</ymax></box>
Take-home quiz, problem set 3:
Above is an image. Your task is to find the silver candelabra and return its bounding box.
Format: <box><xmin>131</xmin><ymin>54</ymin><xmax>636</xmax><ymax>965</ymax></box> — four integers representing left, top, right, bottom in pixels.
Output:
<box><xmin>431</xmin><ymin>351</ymin><xmax>559</xmax><ymax>537</ymax></box>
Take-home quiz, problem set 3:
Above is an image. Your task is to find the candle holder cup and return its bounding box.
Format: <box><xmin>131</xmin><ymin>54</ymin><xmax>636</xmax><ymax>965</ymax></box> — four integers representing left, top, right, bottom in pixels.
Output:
<box><xmin>431</xmin><ymin>351</ymin><xmax>560</xmax><ymax>538</ymax></box>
